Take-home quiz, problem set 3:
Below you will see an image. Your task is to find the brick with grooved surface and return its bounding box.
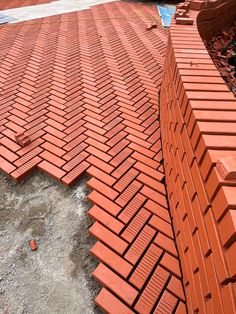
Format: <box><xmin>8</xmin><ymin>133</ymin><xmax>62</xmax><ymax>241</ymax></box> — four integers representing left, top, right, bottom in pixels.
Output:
<box><xmin>153</xmin><ymin>290</ymin><xmax>178</xmax><ymax>314</ymax></box>
<box><xmin>116</xmin><ymin>180</ymin><xmax>142</xmax><ymax>207</ymax></box>
<box><xmin>114</xmin><ymin>168</ymin><xmax>139</xmax><ymax>193</ymax></box>
<box><xmin>11</xmin><ymin>157</ymin><xmax>41</xmax><ymax>182</ymax></box>
<box><xmin>135</xmin><ymin>266</ymin><xmax>169</xmax><ymax>314</ymax></box>
<box><xmin>89</xmin><ymin>222</ymin><xmax>128</xmax><ymax>255</ymax></box>
<box><xmin>61</xmin><ymin>161</ymin><xmax>89</xmax><ymax>186</ymax></box>
<box><xmin>125</xmin><ymin>225</ymin><xmax>156</xmax><ymax>265</ymax></box>
<box><xmin>93</xmin><ymin>263</ymin><xmax>138</xmax><ymax>306</ymax></box>
<box><xmin>122</xmin><ymin>208</ymin><xmax>151</xmax><ymax>243</ymax></box>
<box><xmin>129</xmin><ymin>244</ymin><xmax>163</xmax><ymax>290</ymax></box>
<box><xmin>119</xmin><ymin>194</ymin><xmax>147</xmax><ymax>224</ymax></box>
<box><xmin>91</xmin><ymin>242</ymin><xmax>132</xmax><ymax>278</ymax></box>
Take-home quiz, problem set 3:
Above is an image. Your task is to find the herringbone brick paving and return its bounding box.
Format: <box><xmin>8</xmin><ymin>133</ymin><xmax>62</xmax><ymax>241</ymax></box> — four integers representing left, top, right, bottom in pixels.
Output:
<box><xmin>0</xmin><ymin>0</ymin><xmax>50</xmax><ymax>10</ymax></box>
<box><xmin>0</xmin><ymin>2</ymin><xmax>186</xmax><ymax>313</ymax></box>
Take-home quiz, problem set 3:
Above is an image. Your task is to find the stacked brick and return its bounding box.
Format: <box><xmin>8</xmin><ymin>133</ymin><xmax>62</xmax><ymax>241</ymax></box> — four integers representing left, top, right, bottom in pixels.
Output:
<box><xmin>160</xmin><ymin>0</ymin><xmax>236</xmax><ymax>313</ymax></box>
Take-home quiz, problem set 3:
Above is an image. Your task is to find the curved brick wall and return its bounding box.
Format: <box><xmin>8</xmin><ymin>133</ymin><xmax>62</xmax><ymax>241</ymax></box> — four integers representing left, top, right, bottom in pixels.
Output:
<box><xmin>160</xmin><ymin>1</ymin><xmax>236</xmax><ymax>313</ymax></box>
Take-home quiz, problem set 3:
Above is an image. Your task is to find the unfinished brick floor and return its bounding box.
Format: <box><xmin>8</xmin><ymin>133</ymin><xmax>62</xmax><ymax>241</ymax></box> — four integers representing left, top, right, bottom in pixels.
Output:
<box><xmin>0</xmin><ymin>2</ymin><xmax>186</xmax><ymax>313</ymax></box>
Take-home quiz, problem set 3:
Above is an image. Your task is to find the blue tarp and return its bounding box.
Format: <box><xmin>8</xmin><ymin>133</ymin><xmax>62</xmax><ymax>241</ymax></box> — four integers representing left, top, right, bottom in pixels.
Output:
<box><xmin>157</xmin><ymin>5</ymin><xmax>176</xmax><ymax>28</ymax></box>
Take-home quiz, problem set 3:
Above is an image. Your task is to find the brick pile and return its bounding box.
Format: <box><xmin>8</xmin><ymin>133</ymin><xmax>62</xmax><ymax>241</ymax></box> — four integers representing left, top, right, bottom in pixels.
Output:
<box><xmin>205</xmin><ymin>22</ymin><xmax>236</xmax><ymax>96</ymax></box>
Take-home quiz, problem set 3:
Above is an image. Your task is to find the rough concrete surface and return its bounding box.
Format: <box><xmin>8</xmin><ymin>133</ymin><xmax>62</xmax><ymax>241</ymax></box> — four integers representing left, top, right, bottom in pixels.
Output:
<box><xmin>0</xmin><ymin>171</ymin><xmax>102</xmax><ymax>314</ymax></box>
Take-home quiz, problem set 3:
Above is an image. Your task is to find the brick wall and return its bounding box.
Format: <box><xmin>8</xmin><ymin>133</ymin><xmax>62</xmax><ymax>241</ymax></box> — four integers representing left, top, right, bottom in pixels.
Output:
<box><xmin>160</xmin><ymin>1</ymin><xmax>236</xmax><ymax>313</ymax></box>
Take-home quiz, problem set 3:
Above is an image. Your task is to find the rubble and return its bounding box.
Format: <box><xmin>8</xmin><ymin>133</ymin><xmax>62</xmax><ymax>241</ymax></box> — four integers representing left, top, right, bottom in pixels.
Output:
<box><xmin>205</xmin><ymin>22</ymin><xmax>236</xmax><ymax>96</ymax></box>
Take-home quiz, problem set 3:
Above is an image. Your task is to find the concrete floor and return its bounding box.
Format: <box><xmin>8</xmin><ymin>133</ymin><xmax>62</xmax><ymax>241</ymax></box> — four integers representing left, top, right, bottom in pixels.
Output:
<box><xmin>0</xmin><ymin>171</ymin><xmax>102</xmax><ymax>314</ymax></box>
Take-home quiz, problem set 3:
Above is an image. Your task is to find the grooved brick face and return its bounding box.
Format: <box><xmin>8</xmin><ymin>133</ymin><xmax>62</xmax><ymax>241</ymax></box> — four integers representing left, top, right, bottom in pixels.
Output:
<box><xmin>0</xmin><ymin>1</ymin><xmax>187</xmax><ymax>313</ymax></box>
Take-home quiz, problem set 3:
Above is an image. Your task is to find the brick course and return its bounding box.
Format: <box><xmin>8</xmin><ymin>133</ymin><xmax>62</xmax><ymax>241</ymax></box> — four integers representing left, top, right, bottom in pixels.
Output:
<box><xmin>160</xmin><ymin>0</ymin><xmax>236</xmax><ymax>312</ymax></box>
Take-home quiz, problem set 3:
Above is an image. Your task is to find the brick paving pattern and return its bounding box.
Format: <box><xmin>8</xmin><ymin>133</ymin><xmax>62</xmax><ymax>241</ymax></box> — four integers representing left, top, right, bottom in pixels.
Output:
<box><xmin>0</xmin><ymin>0</ymin><xmax>50</xmax><ymax>10</ymax></box>
<box><xmin>0</xmin><ymin>2</ymin><xmax>186</xmax><ymax>312</ymax></box>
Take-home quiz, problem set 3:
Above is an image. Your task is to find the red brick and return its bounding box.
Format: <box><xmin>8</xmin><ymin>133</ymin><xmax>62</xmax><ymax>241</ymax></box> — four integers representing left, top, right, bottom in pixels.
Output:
<box><xmin>86</xmin><ymin>165</ymin><xmax>116</xmax><ymax>186</ymax></box>
<box><xmin>88</xmin><ymin>205</ymin><xmax>124</xmax><ymax>234</ymax></box>
<box><xmin>91</xmin><ymin>242</ymin><xmax>132</xmax><ymax>278</ymax></box>
<box><xmin>38</xmin><ymin>160</ymin><xmax>66</xmax><ymax>180</ymax></box>
<box><xmin>134</xmin><ymin>161</ymin><xmax>163</xmax><ymax>181</ymax></box>
<box><xmin>160</xmin><ymin>253</ymin><xmax>181</xmax><ymax>279</ymax></box>
<box><xmin>0</xmin><ymin>156</ymin><xmax>16</xmax><ymax>174</ymax></box>
<box><xmin>218</xmin><ymin>209</ymin><xmax>236</xmax><ymax>248</ymax></box>
<box><xmin>86</xmin><ymin>155</ymin><xmax>114</xmax><ymax>174</ymax></box>
<box><xmin>129</xmin><ymin>244</ymin><xmax>163</xmax><ymax>289</ymax></box>
<box><xmin>93</xmin><ymin>264</ymin><xmax>138</xmax><ymax>306</ymax></box>
<box><xmin>0</xmin><ymin>145</ymin><xmax>18</xmax><ymax>163</ymax></box>
<box><xmin>125</xmin><ymin>225</ymin><xmax>156</xmax><ymax>265</ymax></box>
<box><xmin>141</xmin><ymin>186</ymin><xmax>168</xmax><ymax>209</ymax></box>
<box><xmin>11</xmin><ymin>156</ymin><xmax>41</xmax><ymax>182</ymax></box>
<box><xmin>114</xmin><ymin>168</ymin><xmax>139</xmax><ymax>193</ymax></box>
<box><xmin>40</xmin><ymin>151</ymin><xmax>65</xmax><ymax>168</ymax></box>
<box><xmin>87</xmin><ymin>177</ymin><xmax>118</xmax><ymax>200</ymax></box>
<box><xmin>95</xmin><ymin>288</ymin><xmax>135</xmax><ymax>314</ymax></box>
<box><xmin>122</xmin><ymin>208</ymin><xmax>151</xmax><ymax>243</ymax></box>
<box><xmin>112</xmin><ymin>158</ymin><xmax>136</xmax><ymax>179</ymax></box>
<box><xmin>175</xmin><ymin>301</ymin><xmax>187</xmax><ymax>314</ymax></box>
<box><xmin>118</xmin><ymin>193</ymin><xmax>147</xmax><ymax>224</ymax></box>
<box><xmin>116</xmin><ymin>180</ymin><xmax>142</xmax><ymax>207</ymax></box>
<box><xmin>137</xmin><ymin>173</ymin><xmax>166</xmax><ymax>195</ymax></box>
<box><xmin>88</xmin><ymin>190</ymin><xmax>121</xmax><ymax>216</ymax></box>
<box><xmin>149</xmin><ymin>215</ymin><xmax>174</xmax><ymax>239</ymax></box>
<box><xmin>61</xmin><ymin>161</ymin><xmax>89</xmax><ymax>185</ymax></box>
<box><xmin>154</xmin><ymin>232</ymin><xmax>177</xmax><ymax>257</ymax></box>
<box><xmin>167</xmin><ymin>275</ymin><xmax>185</xmax><ymax>301</ymax></box>
<box><xmin>135</xmin><ymin>266</ymin><xmax>169</xmax><ymax>314</ymax></box>
<box><xmin>153</xmin><ymin>290</ymin><xmax>178</xmax><ymax>313</ymax></box>
<box><xmin>89</xmin><ymin>222</ymin><xmax>128</xmax><ymax>255</ymax></box>
<box><xmin>132</xmin><ymin>151</ymin><xmax>159</xmax><ymax>169</ymax></box>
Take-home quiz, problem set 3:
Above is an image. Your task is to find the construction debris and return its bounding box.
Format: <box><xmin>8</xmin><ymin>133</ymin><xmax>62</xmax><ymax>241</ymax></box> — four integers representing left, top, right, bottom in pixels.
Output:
<box><xmin>206</xmin><ymin>22</ymin><xmax>236</xmax><ymax>96</ymax></box>
<box><xmin>29</xmin><ymin>239</ymin><xmax>38</xmax><ymax>251</ymax></box>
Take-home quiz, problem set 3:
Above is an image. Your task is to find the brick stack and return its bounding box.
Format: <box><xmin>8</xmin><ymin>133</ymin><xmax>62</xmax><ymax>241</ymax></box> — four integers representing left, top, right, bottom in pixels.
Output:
<box><xmin>160</xmin><ymin>0</ymin><xmax>236</xmax><ymax>313</ymax></box>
